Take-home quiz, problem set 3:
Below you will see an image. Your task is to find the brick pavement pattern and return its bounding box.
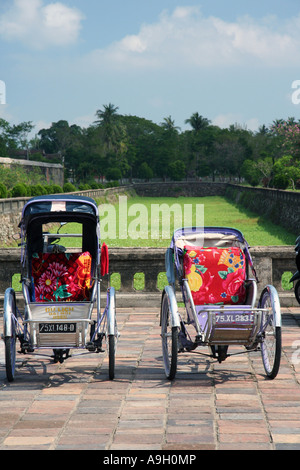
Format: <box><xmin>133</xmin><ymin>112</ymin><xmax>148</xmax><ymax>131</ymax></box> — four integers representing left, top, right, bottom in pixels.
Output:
<box><xmin>1</xmin><ymin>307</ymin><xmax>300</xmax><ymax>450</ymax></box>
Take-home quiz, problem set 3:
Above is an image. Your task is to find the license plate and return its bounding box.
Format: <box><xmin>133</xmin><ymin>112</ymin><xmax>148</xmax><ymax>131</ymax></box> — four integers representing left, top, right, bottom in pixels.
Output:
<box><xmin>39</xmin><ymin>323</ymin><xmax>77</xmax><ymax>333</ymax></box>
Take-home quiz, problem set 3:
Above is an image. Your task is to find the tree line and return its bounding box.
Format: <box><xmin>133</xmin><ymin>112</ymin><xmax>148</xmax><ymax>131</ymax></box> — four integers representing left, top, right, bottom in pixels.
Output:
<box><xmin>1</xmin><ymin>106</ymin><xmax>300</xmax><ymax>191</ymax></box>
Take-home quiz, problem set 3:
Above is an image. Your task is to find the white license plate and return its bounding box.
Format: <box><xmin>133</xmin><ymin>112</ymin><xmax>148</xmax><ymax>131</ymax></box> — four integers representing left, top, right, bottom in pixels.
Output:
<box><xmin>39</xmin><ymin>323</ymin><xmax>77</xmax><ymax>333</ymax></box>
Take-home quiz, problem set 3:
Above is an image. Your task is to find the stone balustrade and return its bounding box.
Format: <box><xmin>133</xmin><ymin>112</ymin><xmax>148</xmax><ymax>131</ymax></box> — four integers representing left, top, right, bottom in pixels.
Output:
<box><xmin>0</xmin><ymin>245</ymin><xmax>297</xmax><ymax>308</ymax></box>
<box><xmin>0</xmin><ymin>183</ymin><xmax>298</xmax><ymax>309</ymax></box>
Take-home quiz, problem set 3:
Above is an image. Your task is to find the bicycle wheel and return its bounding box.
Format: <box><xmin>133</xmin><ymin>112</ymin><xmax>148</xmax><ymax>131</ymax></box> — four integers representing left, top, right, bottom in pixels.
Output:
<box><xmin>107</xmin><ymin>287</ymin><xmax>117</xmax><ymax>380</ymax></box>
<box><xmin>260</xmin><ymin>290</ymin><xmax>281</xmax><ymax>379</ymax></box>
<box><xmin>4</xmin><ymin>331</ymin><xmax>16</xmax><ymax>382</ymax></box>
<box><xmin>3</xmin><ymin>288</ymin><xmax>17</xmax><ymax>382</ymax></box>
<box><xmin>108</xmin><ymin>334</ymin><xmax>115</xmax><ymax>380</ymax></box>
<box><xmin>161</xmin><ymin>293</ymin><xmax>178</xmax><ymax>380</ymax></box>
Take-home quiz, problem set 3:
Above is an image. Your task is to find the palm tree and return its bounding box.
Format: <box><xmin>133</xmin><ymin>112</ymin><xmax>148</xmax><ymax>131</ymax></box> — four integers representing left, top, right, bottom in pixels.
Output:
<box><xmin>160</xmin><ymin>116</ymin><xmax>180</xmax><ymax>133</ymax></box>
<box><xmin>185</xmin><ymin>112</ymin><xmax>211</xmax><ymax>132</ymax></box>
<box><xmin>95</xmin><ymin>103</ymin><xmax>119</xmax><ymax>126</ymax></box>
<box><xmin>184</xmin><ymin>113</ymin><xmax>211</xmax><ymax>179</ymax></box>
<box><xmin>94</xmin><ymin>104</ymin><xmax>129</xmax><ymax>179</ymax></box>
<box><xmin>257</xmin><ymin>124</ymin><xmax>269</xmax><ymax>135</ymax></box>
<box><xmin>94</xmin><ymin>103</ymin><xmax>121</xmax><ymax>153</ymax></box>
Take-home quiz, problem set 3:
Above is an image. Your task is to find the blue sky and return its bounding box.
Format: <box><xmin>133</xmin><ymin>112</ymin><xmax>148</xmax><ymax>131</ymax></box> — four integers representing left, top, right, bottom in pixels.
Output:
<box><xmin>1</xmin><ymin>0</ymin><xmax>300</xmax><ymax>139</ymax></box>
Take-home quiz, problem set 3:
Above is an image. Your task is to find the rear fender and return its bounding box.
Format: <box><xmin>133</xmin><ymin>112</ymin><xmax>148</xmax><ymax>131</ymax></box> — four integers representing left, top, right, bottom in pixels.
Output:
<box><xmin>3</xmin><ymin>288</ymin><xmax>16</xmax><ymax>337</ymax></box>
<box><xmin>107</xmin><ymin>287</ymin><xmax>116</xmax><ymax>336</ymax></box>
<box><xmin>161</xmin><ymin>286</ymin><xmax>180</xmax><ymax>329</ymax></box>
<box><xmin>258</xmin><ymin>285</ymin><xmax>281</xmax><ymax>328</ymax></box>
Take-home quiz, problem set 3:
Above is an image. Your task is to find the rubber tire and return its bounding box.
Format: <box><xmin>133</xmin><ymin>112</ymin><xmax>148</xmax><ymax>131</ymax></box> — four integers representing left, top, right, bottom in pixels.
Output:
<box><xmin>108</xmin><ymin>334</ymin><xmax>115</xmax><ymax>380</ymax></box>
<box><xmin>161</xmin><ymin>294</ymin><xmax>178</xmax><ymax>380</ymax></box>
<box><xmin>4</xmin><ymin>334</ymin><xmax>16</xmax><ymax>382</ymax></box>
<box><xmin>260</xmin><ymin>291</ymin><xmax>281</xmax><ymax>379</ymax></box>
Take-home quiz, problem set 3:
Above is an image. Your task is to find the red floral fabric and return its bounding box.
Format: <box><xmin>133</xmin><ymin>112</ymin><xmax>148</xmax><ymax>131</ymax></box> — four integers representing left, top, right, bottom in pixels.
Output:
<box><xmin>101</xmin><ymin>242</ymin><xmax>109</xmax><ymax>276</ymax></box>
<box><xmin>183</xmin><ymin>246</ymin><xmax>246</xmax><ymax>305</ymax></box>
<box><xmin>31</xmin><ymin>252</ymin><xmax>93</xmax><ymax>302</ymax></box>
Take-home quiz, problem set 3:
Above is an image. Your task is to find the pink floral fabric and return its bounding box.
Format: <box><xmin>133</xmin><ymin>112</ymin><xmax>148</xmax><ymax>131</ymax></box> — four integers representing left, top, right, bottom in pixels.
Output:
<box><xmin>183</xmin><ymin>246</ymin><xmax>246</xmax><ymax>305</ymax></box>
<box><xmin>31</xmin><ymin>252</ymin><xmax>92</xmax><ymax>302</ymax></box>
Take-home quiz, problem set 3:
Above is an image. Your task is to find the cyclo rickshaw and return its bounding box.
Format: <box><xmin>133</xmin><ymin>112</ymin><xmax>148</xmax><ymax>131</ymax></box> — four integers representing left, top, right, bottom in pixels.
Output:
<box><xmin>3</xmin><ymin>195</ymin><xmax>118</xmax><ymax>382</ymax></box>
<box><xmin>161</xmin><ymin>226</ymin><xmax>282</xmax><ymax>380</ymax></box>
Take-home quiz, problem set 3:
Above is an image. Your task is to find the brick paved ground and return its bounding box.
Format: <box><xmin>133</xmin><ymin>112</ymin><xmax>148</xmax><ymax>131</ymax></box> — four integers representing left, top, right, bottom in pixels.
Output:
<box><xmin>0</xmin><ymin>306</ymin><xmax>300</xmax><ymax>450</ymax></box>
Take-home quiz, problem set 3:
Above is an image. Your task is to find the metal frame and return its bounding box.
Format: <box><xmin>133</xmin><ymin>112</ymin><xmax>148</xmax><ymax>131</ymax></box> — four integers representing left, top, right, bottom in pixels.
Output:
<box><xmin>2</xmin><ymin>195</ymin><xmax>118</xmax><ymax>381</ymax></box>
<box><xmin>161</xmin><ymin>226</ymin><xmax>282</xmax><ymax>379</ymax></box>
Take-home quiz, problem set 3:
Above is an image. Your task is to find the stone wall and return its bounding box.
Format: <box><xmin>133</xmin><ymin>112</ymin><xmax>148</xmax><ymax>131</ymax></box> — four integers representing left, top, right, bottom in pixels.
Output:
<box><xmin>133</xmin><ymin>181</ymin><xmax>227</xmax><ymax>197</ymax></box>
<box><xmin>0</xmin><ymin>157</ymin><xmax>64</xmax><ymax>186</ymax></box>
<box><xmin>133</xmin><ymin>181</ymin><xmax>300</xmax><ymax>235</ymax></box>
<box><xmin>0</xmin><ymin>198</ymin><xmax>29</xmax><ymax>246</ymax></box>
<box><xmin>0</xmin><ymin>245</ymin><xmax>297</xmax><ymax>308</ymax></box>
<box><xmin>225</xmin><ymin>184</ymin><xmax>300</xmax><ymax>235</ymax></box>
<box><xmin>133</xmin><ymin>182</ymin><xmax>300</xmax><ymax>235</ymax></box>
<box><xmin>0</xmin><ymin>186</ymin><xmax>134</xmax><ymax>246</ymax></box>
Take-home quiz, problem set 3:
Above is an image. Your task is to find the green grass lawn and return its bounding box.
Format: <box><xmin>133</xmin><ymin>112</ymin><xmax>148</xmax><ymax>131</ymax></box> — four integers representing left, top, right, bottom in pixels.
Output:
<box><xmin>97</xmin><ymin>195</ymin><xmax>297</xmax><ymax>247</ymax></box>
<box><xmin>96</xmin><ymin>194</ymin><xmax>296</xmax><ymax>291</ymax></box>
<box><xmin>47</xmin><ymin>195</ymin><xmax>297</xmax><ymax>248</ymax></box>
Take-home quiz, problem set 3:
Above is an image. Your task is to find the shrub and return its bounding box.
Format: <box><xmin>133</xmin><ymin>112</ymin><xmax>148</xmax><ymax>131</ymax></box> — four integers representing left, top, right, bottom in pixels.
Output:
<box><xmin>138</xmin><ymin>162</ymin><xmax>153</xmax><ymax>180</ymax></box>
<box><xmin>0</xmin><ymin>183</ymin><xmax>8</xmax><ymax>198</ymax></box>
<box><xmin>168</xmin><ymin>160</ymin><xmax>185</xmax><ymax>181</ymax></box>
<box><xmin>48</xmin><ymin>184</ymin><xmax>63</xmax><ymax>194</ymax></box>
<box><xmin>241</xmin><ymin>159</ymin><xmax>261</xmax><ymax>187</ymax></box>
<box><xmin>90</xmin><ymin>182</ymin><xmax>103</xmax><ymax>189</ymax></box>
<box><xmin>105</xmin><ymin>180</ymin><xmax>119</xmax><ymax>187</ymax></box>
<box><xmin>272</xmin><ymin>173</ymin><xmax>289</xmax><ymax>189</ymax></box>
<box><xmin>78</xmin><ymin>183</ymin><xmax>91</xmax><ymax>190</ymax></box>
<box><xmin>30</xmin><ymin>184</ymin><xmax>46</xmax><ymax>196</ymax></box>
<box><xmin>11</xmin><ymin>183</ymin><xmax>28</xmax><ymax>197</ymax></box>
<box><xmin>63</xmin><ymin>182</ymin><xmax>76</xmax><ymax>193</ymax></box>
<box><xmin>105</xmin><ymin>167</ymin><xmax>122</xmax><ymax>181</ymax></box>
<box><xmin>43</xmin><ymin>185</ymin><xmax>52</xmax><ymax>194</ymax></box>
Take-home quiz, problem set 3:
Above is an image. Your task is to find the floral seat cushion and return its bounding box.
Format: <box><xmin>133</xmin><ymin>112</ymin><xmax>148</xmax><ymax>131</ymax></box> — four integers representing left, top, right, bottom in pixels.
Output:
<box><xmin>183</xmin><ymin>246</ymin><xmax>246</xmax><ymax>305</ymax></box>
<box><xmin>31</xmin><ymin>252</ymin><xmax>93</xmax><ymax>302</ymax></box>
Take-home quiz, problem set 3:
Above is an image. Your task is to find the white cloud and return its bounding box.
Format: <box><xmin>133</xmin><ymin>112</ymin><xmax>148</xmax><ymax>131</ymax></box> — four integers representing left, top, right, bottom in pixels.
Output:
<box><xmin>0</xmin><ymin>104</ymin><xmax>13</xmax><ymax>121</ymax></box>
<box><xmin>87</xmin><ymin>7</ymin><xmax>300</xmax><ymax>71</ymax></box>
<box><xmin>71</xmin><ymin>113</ymin><xmax>95</xmax><ymax>129</ymax></box>
<box><xmin>213</xmin><ymin>114</ymin><xmax>260</xmax><ymax>132</ymax></box>
<box><xmin>0</xmin><ymin>0</ymin><xmax>84</xmax><ymax>49</ymax></box>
